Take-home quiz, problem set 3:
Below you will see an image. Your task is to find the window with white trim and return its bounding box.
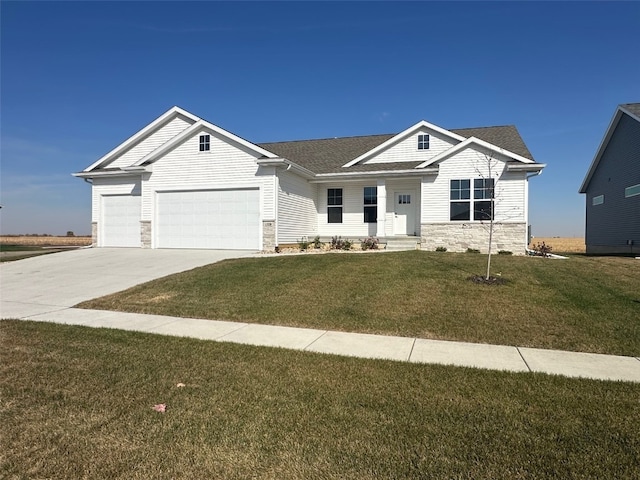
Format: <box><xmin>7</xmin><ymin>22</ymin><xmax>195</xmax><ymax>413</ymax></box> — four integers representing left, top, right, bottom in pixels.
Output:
<box><xmin>592</xmin><ymin>195</ymin><xmax>604</xmax><ymax>206</ymax></box>
<box><xmin>418</xmin><ymin>134</ymin><xmax>430</xmax><ymax>150</ymax></box>
<box><xmin>199</xmin><ymin>135</ymin><xmax>210</xmax><ymax>152</ymax></box>
<box><xmin>625</xmin><ymin>184</ymin><xmax>640</xmax><ymax>198</ymax></box>
<box><xmin>363</xmin><ymin>187</ymin><xmax>377</xmax><ymax>223</ymax></box>
<box><xmin>328</xmin><ymin>188</ymin><xmax>343</xmax><ymax>223</ymax></box>
<box><xmin>450</xmin><ymin>179</ymin><xmax>494</xmax><ymax>221</ymax></box>
<box><xmin>473</xmin><ymin>178</ymin><xmax>494</xmax><ymax>221</ymax></box>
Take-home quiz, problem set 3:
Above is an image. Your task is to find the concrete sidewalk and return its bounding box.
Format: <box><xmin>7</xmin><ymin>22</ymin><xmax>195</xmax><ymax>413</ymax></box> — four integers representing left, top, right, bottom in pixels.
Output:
<box><xmin>16</xmin><ymin>307</ymin><xmax>640</xmax><ymax>383</ymax></box>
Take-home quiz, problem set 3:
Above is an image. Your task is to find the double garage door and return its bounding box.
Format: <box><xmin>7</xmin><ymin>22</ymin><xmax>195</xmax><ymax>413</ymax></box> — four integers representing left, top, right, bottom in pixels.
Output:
<box><xmin>101</xmin><ymin>189</ymin><xmax>260</xmax><ymax>249</ymax></box>
<box><xmin>155</xmin><ymin>189</ymin><xmax>260</xmax><ymax>249</ymax></box>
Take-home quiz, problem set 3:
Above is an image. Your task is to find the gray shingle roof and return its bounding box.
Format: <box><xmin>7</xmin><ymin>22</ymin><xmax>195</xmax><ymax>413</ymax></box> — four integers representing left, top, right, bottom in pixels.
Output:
<box><xmin>258</xmin><ymin>125</ymin><xmax>534</xmax><ymax>175</ymax></box>
<box><xmin>621</xmin><ymin>103</ymin><xmax>640</xmax><ymax>118</ymax></box>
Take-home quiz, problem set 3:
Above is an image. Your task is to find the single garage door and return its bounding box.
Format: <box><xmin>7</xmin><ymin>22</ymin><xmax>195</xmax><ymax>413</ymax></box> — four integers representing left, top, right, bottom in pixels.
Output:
<box><xmin>156</xmin><ymin>189</ymin><xmax>260</xmax><ymax>249</ymax></box>
<box><xmin>102</xmin><ymin>195</ymin><xmax>141</xmax><ymax>247</ymax></box>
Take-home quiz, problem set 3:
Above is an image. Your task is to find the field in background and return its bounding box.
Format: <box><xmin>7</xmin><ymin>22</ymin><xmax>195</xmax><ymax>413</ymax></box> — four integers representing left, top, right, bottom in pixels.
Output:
<box><xmin>0</xmin><ymin>235</ymin><xmax>92</xmax><ymax>247</ymax></box>
<box><xmin>529</xmin><ymin>237</ymin><xmax>585</xmax><ymax>253</ymax></box>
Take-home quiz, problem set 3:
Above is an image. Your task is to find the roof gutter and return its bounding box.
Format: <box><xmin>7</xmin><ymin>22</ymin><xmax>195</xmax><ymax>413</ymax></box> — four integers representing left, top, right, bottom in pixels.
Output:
<box><xmin>310</xmin><ymin>166</ymin><xmax>438</xmax><ymax>183</ymax></box>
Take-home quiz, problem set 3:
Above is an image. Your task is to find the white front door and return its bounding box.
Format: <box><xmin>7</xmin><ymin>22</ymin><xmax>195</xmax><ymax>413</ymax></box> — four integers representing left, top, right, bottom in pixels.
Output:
<box><xmin>393</xmin><ymin>192</ymin><xmax>415</xmax><ymax>235</ymax></box>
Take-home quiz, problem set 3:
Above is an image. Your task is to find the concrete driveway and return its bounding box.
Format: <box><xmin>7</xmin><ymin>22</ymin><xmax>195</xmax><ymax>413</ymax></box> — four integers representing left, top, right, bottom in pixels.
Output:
<box><xmin>0</xmin><ymin>248</ymin><xmax>251</xmax><ymax>318</ymax></box>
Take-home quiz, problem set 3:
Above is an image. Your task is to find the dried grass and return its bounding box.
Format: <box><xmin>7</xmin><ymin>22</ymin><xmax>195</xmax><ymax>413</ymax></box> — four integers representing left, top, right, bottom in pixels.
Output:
<box><xmin>0</xmin><ymin>236</ymin><xmax>92</xmax><ymax>247</ymax></box>
<box><xmin>529</xmin><ymin>237</ymin><xmax>585</xmax><ymax>253</ymax></box>
<box><xmin>2</xmin><ymin>320</ymin><xmax>640</xmax><ymax>480</ymax></box>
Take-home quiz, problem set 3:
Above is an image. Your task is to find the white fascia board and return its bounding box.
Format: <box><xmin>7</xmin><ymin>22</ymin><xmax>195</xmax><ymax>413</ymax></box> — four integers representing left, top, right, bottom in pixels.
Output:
<box><xmin>579</xmin><ymin>106</ymin><xmax>629</xmax><ymax>193</ymax></box>
<box><xmin>256</xmin><ymin>158</ymin><xmax>316</xmax><ymax>179</ymax></box>
<box><xmin>342</xmin><ymin>120</ymin><xmax>467</xmax><ymax>168</ymax></box>
<box><xmin>83</xmin><ymin>106</ymin><xmax>200</xmax><ymax>172</ymax></box>
<box><xmin>507</xmin><ymin>163</ymin><xmax>546</xmax><ymax>172</ymax></box>
<box><xmin>309</xmin><ymin>167</ymin><xmax>438</xmax><ymax>183</ymax></box>
<box><xmin>416</xmin><ymin>136</ymin><xmax>535</xmax><ymax>169</ymax></box>
<box><xmin>134</xmin><ymin>119</ymin><xmax>279</xmax><ymax>166</ymax></box>
<box><xmin>72</xmin><ymin>169</ymin><xmax>145</xmax><ymax>178</ymax></box>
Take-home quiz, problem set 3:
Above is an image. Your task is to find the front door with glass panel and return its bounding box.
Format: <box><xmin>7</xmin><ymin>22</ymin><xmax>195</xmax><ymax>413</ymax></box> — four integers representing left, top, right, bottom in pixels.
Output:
<box><xmin>393</xmin><ymin>192</ymin><xmax>415</xmax><ymax>235</ymax></box>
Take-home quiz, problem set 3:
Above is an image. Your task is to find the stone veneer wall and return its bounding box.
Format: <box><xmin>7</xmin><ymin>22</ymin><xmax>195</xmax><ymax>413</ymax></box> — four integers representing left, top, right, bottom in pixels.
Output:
<box><xmin>140</xmin><ymin>221</ymin><xmax>152</xmax><ymax>248</ymax></box>
<box><xmin>91</xmin><ymin>222</ymin><xmax>98</xmax><ymax>247</ymax></box>
<box><xmin>262</xmin><ymin>220</ymin><xmax>276</xmax><ymax>251</ymax></box>
<box><xmin>421</xmin><ymin>222</ymin><xmax>527</xmax><ymax>255</ymax></box>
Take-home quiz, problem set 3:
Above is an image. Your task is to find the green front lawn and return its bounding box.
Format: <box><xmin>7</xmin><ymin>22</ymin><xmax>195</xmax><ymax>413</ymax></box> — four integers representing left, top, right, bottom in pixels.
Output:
<box><xmin>78</xmin><ymin>251</ymin><xmax>640</xmax><ymax>356</ymax></box>
<box><xmin>2</xmin><ymin>320</ymin><xmax>639</xmax><ymax>479</ymax></box>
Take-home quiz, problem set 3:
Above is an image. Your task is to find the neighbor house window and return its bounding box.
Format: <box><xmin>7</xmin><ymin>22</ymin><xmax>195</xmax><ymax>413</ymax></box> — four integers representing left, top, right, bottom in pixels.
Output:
<box><xmin>418</xmin><ymin>134</ymin><xmax>430</xmax><ymax>150</ymax></box>
<box><xmin>450</xmin><ymin>179</ymin><xmax>495</xmax><ymax>221</ymax></box>
<box><xmin>625</xmin><ymin>184</ymin><xmax>640</xmax><ymax>198</ymax></box>
<box><xmin>328</xmin><ymin>188</ymin><xmax>343</xmax><ymax>223</ymax></box>
<box><xmin>199</xmin><ymin>135</ymin><xmax>210</xmax><ymax>152</ymax></box>
<box><xmin>450</xmin><ymin>179</ymin><xmax>471</xmax><ymax>221</ymax></box>
<box><xmin>592</xmin><ymin>195</ymin><xmax>604</xmax><ymax>206</ymax></box>
<box><xmin>473</xmin><ymin>178</ymin><xmax>494</xmax><ymax>221</ymax></box>
<box><xmin>364</xmin><ymin>186</ymin><xmax>377</xmax><ymax>223</ymax></box>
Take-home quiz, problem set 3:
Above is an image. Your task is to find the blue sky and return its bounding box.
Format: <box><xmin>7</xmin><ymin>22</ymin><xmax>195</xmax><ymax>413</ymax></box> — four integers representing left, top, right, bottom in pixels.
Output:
<box><xmin>1</xmin><ymin>1</ymin><xmax>638</xmax><ymax>236</ymax></box>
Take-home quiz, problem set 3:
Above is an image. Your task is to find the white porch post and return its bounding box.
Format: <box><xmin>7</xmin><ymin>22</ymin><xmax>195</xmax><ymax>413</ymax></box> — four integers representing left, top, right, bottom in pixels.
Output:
<box><xmin>376</xmin><ymin>179</ymin><xmax>386</xmax><ymax>237</ymax></box>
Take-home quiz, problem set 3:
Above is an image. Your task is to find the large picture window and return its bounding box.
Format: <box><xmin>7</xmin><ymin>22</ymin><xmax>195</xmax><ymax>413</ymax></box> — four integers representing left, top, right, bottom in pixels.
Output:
<box><xmin>450</xmin><ymin>179</ymin><xmax>494</xmax><ymax>221</ymax></box>
<box><xmin>328</xmin><ymin>188</ymin><xmax>343</xmax><ymax>223</ymax></box>
<box><xmin>364</xmin><ymin>186</ymin><xmax>377</xmax><ymax>223</ymax></box>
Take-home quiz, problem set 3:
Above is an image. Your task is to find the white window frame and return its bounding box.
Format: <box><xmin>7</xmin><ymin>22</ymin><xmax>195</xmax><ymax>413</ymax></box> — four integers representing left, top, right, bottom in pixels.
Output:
<box><xmin>417</xmin><ymin>134</ymin><xmax>430</xmax><ymax>150</ymax></box>
<box><xmin>592</xmin><ymin>195</ymin><xmax>604</xmax><ymax>206</ymax></box>
<box><xmin>199</xmin><ymin>134</ymin><xmax>210</xmax><ymax>152</ymax></box>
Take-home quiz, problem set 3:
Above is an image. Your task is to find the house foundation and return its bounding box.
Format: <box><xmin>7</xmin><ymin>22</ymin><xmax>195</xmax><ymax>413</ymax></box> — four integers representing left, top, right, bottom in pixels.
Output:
<box><xmin>421</xmin><ymin>222</ymin><xmax>527</xmax><ymax>254</ymax></box>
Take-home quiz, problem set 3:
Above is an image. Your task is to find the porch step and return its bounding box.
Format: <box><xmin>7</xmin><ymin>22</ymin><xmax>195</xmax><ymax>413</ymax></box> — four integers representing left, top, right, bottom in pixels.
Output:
<box><xmin>384</xmin><ymin>237</ymin><xmax>420</xmax><ymax>252</ymax></box>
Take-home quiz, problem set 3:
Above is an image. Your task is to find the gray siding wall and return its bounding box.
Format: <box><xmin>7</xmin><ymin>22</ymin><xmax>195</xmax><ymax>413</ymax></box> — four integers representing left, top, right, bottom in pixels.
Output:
<box><xmin>585</xmin><ymin>113</ymin><xmax>640</xmax><ymax>253</ymax></box>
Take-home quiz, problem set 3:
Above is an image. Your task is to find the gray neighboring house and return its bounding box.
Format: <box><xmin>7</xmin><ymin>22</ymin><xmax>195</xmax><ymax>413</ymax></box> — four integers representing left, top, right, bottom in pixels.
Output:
<box><xmin>579</xmin><ymin>103</ymin><xmax>640</xmax><ymax>255</ymax></box>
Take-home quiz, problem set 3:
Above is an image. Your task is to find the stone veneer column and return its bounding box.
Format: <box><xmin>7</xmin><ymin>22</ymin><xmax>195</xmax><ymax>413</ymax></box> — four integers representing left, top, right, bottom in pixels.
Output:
<box><xmin>91</xmin><ymin>222</ymin><xmax>98</xmax><ymax>247</ymax></box>
<box><xmin>262</xmin><ymin>220</ymin><xmax>276</xmax><ymax>251</ymax></box>
<box><xmin>421</xmin><ymin>222</ymin><xmax>527</xmax><ymax>254</ymax></box>
<box><xmin>140</xmin><ymin>221</ymin><xmax>152</xmax><ymax>248</ymax></box>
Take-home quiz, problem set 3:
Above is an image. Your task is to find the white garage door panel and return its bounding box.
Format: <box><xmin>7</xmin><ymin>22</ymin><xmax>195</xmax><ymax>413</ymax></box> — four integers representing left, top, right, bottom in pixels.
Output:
<box><xmin>102</xmin><ymin>195</ymin><xmax>141</xmax><ymax>247</ymax></box>
<box><xmin>156</xmin><ymin>189</ymin><xmax>260</xmax><ymax>249</ymax></box>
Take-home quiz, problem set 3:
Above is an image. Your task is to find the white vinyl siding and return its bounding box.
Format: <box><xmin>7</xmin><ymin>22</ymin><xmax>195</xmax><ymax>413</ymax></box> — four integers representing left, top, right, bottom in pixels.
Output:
<box><xmin>317</xmin><ymin>179</ymin><xmax>420</xmax><ymax>238</ymax></box>
<box><xmin>421</xmin><ymin>148</ymin><xmax>526</xmax><ymax>223</ymax></box>
<box><xmin>109</xmin><ymin>115</ymin><xmax>195</xmax><ymax>168</ymax></box>
<box><xmin>277</xmin><ymin>169</ymin><xmax>317</xmax><ymax>243</ymax></box>
<box><xmin>143</xmin><ymin>130</ymin><xmax>274</xmax><ymax>227</ymax></box>
<box><xmin>101</xmin><ymin>195</ymin><xmax>141</xmax><ymax>247</ymax></box>
<box><xmin>364</xmin><ymin>129</ymin><xmax>457</xmax><ymax>164</ymax></box>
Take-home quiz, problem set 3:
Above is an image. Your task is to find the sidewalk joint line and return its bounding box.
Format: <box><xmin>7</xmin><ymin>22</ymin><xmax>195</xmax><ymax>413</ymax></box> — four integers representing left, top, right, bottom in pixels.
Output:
<box><xmin>303</xmin><ymin>330</ymin><xmax>329</xmax><ymax>351</ymax></box>
<box><xmin>516</xmin><ymin>347</ymin><xmax>532</xmax><ymax>372</ymax></box>
<box><xmin>407</xmin><ymin>338</ymin><xmax>417</xmax><ymax>362</ymax></box>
